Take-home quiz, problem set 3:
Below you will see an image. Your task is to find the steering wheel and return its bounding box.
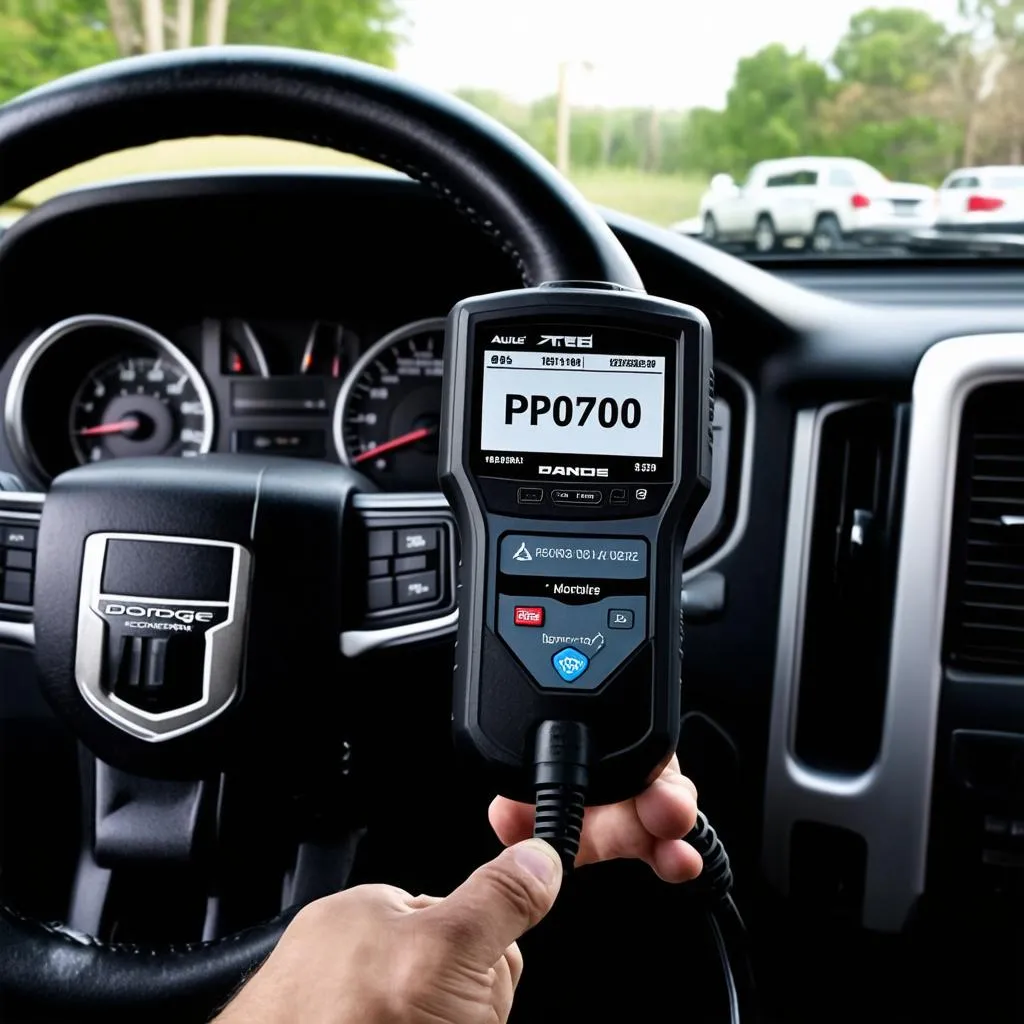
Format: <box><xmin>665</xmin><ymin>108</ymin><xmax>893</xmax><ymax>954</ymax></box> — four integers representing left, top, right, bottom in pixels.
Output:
<box><xmin>0</xmin><ymin>46</ymin><xmax>644</xmax><ymax>1019</ymax></box>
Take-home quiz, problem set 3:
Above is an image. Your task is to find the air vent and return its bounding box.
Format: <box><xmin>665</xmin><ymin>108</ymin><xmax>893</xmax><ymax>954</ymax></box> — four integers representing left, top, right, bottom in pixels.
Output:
<box><xmin>945</xmin><ymin>383</ymin><xmax>1024</xmax><ymax>674</ymax></box>
<box><xmin>794</xmin><ymin>402</ymin><xmax>907</xmax><ymax>773</ymax></box>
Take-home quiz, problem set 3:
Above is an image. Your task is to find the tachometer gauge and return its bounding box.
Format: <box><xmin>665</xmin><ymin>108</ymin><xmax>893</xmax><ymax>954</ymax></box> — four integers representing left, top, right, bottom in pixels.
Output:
<box><xmin>333</xmin><ymin>319</ymin><xmax>444</xmax><ymax>490</ymax></box>
<box><xmin>70</xmin><ymin>355</ymin><xmax>210</xmax><ymax>464</ymax></box>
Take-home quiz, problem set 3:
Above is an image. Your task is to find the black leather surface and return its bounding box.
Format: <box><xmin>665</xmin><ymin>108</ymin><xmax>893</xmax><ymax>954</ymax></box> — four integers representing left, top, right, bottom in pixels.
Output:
<box><xmin>0</xmin><ymin>46</ymin><xmax>642</xmax><ymax>290</ymax></box>
<box><xmin>0</xmin><ymin>899</ymin><xmax>297</xmax><ymax>1020</ymax></box>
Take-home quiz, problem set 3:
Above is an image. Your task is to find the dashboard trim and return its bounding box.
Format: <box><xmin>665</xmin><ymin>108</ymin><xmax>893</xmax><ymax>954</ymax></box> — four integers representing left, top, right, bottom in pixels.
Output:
<box><xmin>765</xmin><ymin>335</ymin><xmax>1024</xmax><ymax>932</ymax></box>
<box><xmin>682</xmin><ymin>363</ymin><xmax>754</xmax><ymax>583</ymax></box>
<box><xmin>3</xmin><ymin>314</ymin><xmax>216</xmax><ymax>484</ymax></box>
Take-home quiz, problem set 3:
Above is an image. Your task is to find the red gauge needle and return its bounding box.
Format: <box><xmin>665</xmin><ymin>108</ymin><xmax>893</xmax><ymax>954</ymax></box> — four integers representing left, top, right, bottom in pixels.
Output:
<box><xmin>77</xmin><ymin>418</ymin><xmax>140</xmax><ymax>437</ymax></box>
<box><xmin>353</xmin><ymin>426</ymin><xmax>434</xmax><ymax>463</ymax></box>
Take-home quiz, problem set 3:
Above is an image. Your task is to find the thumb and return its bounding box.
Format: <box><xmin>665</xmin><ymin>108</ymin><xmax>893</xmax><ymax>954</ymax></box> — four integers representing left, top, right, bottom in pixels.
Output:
<box><xmin>427</xmin><ymin>839</ymin><xmax>562</xmax><ymax>966</ymax></box>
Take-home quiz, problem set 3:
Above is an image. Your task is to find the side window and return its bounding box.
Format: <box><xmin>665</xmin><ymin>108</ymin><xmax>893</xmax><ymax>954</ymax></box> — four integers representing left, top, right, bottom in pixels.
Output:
<box><xmin>791</xmin><ymin>170</ymin><xmax>818</xmax><ymax>186</ymax></box>
<box><xmin>765</xmin><ymin>172</ymin><xmax>795</xmax><ymax>187</ymax></box>
<box><xmin>828</xmin><ymin>167</ymin><xmax>856</xmax><ymax>188</ymax></box>
<box><xmin>944</xmin><ymin>176</ymin><xmax>980</xmax><ymax>189</ymax></box>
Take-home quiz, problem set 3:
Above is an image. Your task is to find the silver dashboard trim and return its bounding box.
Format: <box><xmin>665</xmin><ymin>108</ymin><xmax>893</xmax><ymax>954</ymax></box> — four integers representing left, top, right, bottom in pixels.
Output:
<box><xmin>3</xmin><ymin>314</ymin><xmax>216</xmax><ymax>484</ymax></box>
<box><xmin>764</xmin><ymin>334</ymin><xmax>1024</xmax><ymax>932</ymax></box>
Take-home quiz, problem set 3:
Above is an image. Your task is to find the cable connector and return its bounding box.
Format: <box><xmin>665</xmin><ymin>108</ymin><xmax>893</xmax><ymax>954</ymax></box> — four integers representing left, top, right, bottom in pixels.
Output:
<box><xmin>685</xmin><ymin>810</ymin><xmax>733</xmax><ymax>903</ymax></box>
<box><xmin>532</xmin><ymin>720</ymin><xmax>590</xmax><ymax>873</ymax></box>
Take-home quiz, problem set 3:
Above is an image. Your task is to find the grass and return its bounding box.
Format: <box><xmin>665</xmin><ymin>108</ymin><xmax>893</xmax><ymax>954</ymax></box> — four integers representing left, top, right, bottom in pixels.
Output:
<box><xmin>2</xmin><ymin>137</ymin><xmax>708</xmax><ymax>228</ymax></box>
<box><xmin>570</xmin><ymin>167</ymin><xmax>707</xmax><ymax>227</ymax></box>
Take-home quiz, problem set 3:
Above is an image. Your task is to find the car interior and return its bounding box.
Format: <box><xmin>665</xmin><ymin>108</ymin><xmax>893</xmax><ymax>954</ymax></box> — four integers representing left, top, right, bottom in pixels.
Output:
<box><xmin>4</xmin><ymin>44</ymin><xmax>1024</xmax><ymax>1024</ymax></box>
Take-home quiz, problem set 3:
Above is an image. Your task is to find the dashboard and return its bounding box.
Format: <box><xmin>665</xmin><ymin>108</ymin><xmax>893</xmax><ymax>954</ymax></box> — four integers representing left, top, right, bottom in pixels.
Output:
<box><xmin>8</xmin><ymin>167</ymin><xmax>1024</xmax><ymax>1020</ymax></box>
<box><xmin>3</xmin><ymin>311</ymin><xmax>448</xmax><ymax>491</ymax></box>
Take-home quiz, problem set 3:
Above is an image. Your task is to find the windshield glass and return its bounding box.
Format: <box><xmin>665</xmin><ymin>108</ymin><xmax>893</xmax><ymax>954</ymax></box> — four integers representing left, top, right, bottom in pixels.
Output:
<box><xmin>3</xmin><ymin>0</ymin><xmax>1023</xmax><ymax>260</ymax></box>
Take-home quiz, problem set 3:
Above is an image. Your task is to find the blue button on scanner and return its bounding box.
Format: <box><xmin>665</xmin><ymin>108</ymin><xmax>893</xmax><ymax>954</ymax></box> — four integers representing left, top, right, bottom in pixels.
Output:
<box><xmin>552</xmin><ymin>647</ymin><xmax>589</xmax><ymax>683</ymax></box>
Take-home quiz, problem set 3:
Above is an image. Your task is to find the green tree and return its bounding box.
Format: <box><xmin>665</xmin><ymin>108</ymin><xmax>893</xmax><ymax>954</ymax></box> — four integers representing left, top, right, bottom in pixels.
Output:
<box><xmin>684</xmin><ymin>44</ymin><xmax>830</xmax><ymax>177</ymax></box>
<box><xmin>226</xmin><ymin>0</ymin><xmax>403</xmax><ymax>66</ymax></box>
<box><xmin>0</xmin><ymin>0</ymin><xmax>118</xmax><ymax>102</ymax></box>
<box><xmin>833</xmin><ymin>7</ymin><xmax>951</xmax><ymax>91</ymax></box>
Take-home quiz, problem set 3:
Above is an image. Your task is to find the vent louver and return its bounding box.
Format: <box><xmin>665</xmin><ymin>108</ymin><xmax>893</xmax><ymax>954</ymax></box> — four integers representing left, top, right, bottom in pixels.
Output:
<box><xmin>945</xmin><ymin>383</ymin><xmax>1024</xmax><ymax>674</ymax></box>
<box><xmin>795</xmin><ymin>401</ymin><xmax>906</xmax><ymax>773</ymax></box>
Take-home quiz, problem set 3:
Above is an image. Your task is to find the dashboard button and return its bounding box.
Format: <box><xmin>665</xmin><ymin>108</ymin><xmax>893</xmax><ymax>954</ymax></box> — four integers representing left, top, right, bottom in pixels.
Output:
<box><xmin>517</xmin><ymin>487</ymin><xmax>543</xmax><ymax>504</ymax></box>
<box><xmin>367</xmin><ymin>577</ymin><xmax>393</xmax><ymax>611</ymax></box>
<box><xmin>368</xmin><ymin>530</ymin><xmax>394</xmax><ymax>558</ymax></box>
<box><xmin>607</xmin><ymin>608</ymin><xmax>634</xmax><ymax>629</ymax></box>
<box><xmin>397</xmin><ymin>528</ymin><xmax>437</xmax><ymax>554</ymax></box>
<box><xmin>368</xmin><ymin>559</ymin><xmax>389</xmax><ymax>577</ymax></box>
<box><xmin>610</xmin><ymin>488</ymin><xmax>628</xmax><ymax>506</ymax></box>
<box><xmin>396</xmin><ymin>570</ymin><xmax>437</xmax><ymax>605</ymax></box>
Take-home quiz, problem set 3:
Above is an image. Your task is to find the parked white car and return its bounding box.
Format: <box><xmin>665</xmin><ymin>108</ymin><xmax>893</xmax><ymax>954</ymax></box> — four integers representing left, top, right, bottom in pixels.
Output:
<box><xmin>698</xmin><ymin>157</ymin><xmax>936</xmax><ymax>252</ymax></box>
<box><xmin>936</xmin><ymin>166</ymin><xmax>1024</xmax><ymax>231</ymax></box>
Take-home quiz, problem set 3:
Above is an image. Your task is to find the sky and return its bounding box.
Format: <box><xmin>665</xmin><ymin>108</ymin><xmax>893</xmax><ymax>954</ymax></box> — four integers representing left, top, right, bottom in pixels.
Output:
<box><xmin>396</xmin><ymin>0</ymin><xmax>965</xmax><ymax>110</ymax></box>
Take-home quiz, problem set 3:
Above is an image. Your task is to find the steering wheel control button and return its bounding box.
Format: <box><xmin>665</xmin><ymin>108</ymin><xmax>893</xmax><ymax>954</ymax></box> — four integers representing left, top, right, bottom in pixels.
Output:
<box><xmin>552</xmin><ymin>647</ymin><xmax>589</xmax><ymax>683</ymax></box>
<box><xmin>367</xmin><ymin>577</ymin><xmax>393</xmax><ymax>611</ymax></box>
<box><xmin>5</xmin><ymin>548</ymin><xmax>32</xmax><ymax>571</ymax></box>
<box><xmin>499</xmin><ymin>534</ymin><xmax>648</xmax><ymax>579</ymax></box>
<box><xmin>397</xmin><ymin>527</ymin><xmax>437</xmax><ymax>554</ymax></box>
<box><xmin>3</xmin><ymin>570</ymin><xmax>32</xmax><ymax>604</ymax></box>
<box><xmin>2</xmin><ymin>524</ymin><xmax>36</xmax><ymax>549</ymax></box>
<box><xmin>607</xmin><ymin>608</ymin><xmax>634</xmax><ymax>629</ymax></box>
<box><xmin>517</xmin><ymin>486</ymin><xmax>544</xmax><ymax>504</ymax></box>
<box><xmin>396</xmin><ymin>570</ymin><xmax>438</xmax><ymax>605</ymax></box>
<box><xmin>394</xmin><ymin>554</ymin><xmax>427</xmax><ymax>574</ymax></box>
<box><xmin>354</xmin><ymin>514</ymin><xmax>455</xmax><ymax>629</ymax></box>
<box><xmin>368</xmin><ymin>530</ymin><xmax>394</xmax><ymax>558</ymax></box>
<box><xmin>514</xmin><ymin>605</ymin><xmax>545</xmax><ymax>627</ymax></box>
<box><xmin>75</xmin><ymin>533</ymin><xmax>250</xmax><ymax>742</ymax></box>
<box><xmin>551</xmin><ymin>488</ymin><xmax>603</xmax><ymax>506</ymax></box>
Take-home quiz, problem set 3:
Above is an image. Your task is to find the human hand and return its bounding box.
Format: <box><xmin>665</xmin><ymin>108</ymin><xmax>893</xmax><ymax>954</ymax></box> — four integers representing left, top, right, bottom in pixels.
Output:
<box><xmin>213</xmin><ymin>838</ymin><xmax>563</xmax><ymax>1024</ymax></box>
<box><xmin>489</xmin><ymin>755</ymin><xmax>702</xmax><ymax>882</ymax></box>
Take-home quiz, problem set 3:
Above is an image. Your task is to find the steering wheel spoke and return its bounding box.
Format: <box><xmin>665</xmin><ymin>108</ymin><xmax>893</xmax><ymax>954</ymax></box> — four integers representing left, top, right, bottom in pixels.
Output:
<box><xmin>342</xmin><ymin>492</ymin><xmax>458</xmax><ymax>657</ymax></box>
<box><xmin>0</xmin><ymin>491</ymin><xmax>42</xmax><ymax>647</ymax></box>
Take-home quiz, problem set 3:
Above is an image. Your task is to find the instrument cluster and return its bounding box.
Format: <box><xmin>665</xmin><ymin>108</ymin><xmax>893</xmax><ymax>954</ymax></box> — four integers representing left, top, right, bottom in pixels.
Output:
<box><xmin>3</xmin><ymin>314</ymin><xmax>447</xmax><ymax>491</ymax></box>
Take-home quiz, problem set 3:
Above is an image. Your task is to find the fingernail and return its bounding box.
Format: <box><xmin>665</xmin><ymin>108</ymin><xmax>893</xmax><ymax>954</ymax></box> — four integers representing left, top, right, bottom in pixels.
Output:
<box><xmin>512</xmin><ymin>839</ymin><xmax>560</xmax><ymax>883</ymax></box>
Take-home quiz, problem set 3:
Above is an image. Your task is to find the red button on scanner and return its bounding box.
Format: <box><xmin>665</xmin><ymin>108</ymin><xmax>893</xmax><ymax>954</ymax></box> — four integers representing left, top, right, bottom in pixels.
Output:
<box><xmin>514</xmin><ymin>606</ymin><xmax>545</xmax><ymax>627</ymax></box>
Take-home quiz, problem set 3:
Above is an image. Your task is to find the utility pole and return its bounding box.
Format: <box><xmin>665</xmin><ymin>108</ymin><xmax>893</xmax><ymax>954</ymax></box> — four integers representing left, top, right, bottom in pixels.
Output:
<box><xmin>556</xmin><ymin>60</ymin><xmax>570</xmax><ymax>176</ymax></box>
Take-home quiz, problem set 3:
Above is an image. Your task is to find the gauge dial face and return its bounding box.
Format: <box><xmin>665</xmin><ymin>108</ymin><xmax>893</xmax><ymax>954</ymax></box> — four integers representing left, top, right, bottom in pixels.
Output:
<box><xmin>70</xmin><ymin>355</ymin><xmax>212</xmax><ymax>464</ymax></box>
<box><xmin>335</xmin><ymin>319</ymin><xmax>445</xmax><ymax>490</ymax></box>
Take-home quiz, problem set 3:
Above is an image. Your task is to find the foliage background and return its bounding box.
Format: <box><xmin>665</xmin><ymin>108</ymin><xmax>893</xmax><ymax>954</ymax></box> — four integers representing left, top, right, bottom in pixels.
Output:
<box><xmin>2</xmin><ymin>0</ymin><xmax>1024</xmax><ymax>224</ymax></box>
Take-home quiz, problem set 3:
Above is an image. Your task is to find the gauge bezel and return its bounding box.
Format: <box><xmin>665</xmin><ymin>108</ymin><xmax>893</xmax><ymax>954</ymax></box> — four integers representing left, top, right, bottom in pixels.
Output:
<box><xmin>331</xmin><ymin>317</ymin><xmax>446</xmax><ymax>469</ymax></box>
<box><xmin>4</xmin><ymin>314</ymin><xmax>216</xmax><ymax>483</ymax></box>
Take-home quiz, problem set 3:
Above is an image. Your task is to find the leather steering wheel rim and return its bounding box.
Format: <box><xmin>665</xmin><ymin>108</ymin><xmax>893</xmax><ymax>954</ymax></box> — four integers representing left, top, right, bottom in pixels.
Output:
<box><xmin>0</xmin><ymin>45</ymin><xmax>645</xmax><ymax>1019</ymax></box>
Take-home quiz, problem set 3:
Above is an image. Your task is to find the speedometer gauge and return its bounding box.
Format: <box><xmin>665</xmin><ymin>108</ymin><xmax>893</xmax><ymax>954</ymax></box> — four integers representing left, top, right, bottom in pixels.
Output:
<box><xmin>70</xmin><ymin>355</ymin><xmax>210</xmax><ymax>464</ymax></box>
<box><xmin>333</xmin><ymin>319</ymin><xmax>445</xmax><ymax>490</ymax></box>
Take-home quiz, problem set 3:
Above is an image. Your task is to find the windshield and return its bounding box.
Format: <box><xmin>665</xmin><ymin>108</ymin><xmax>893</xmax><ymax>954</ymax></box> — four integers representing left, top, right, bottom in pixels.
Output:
<box><xmin>3</xmin><ymin>0</ymin><xmax>1024</xmax><ymax>260</ymax></box>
